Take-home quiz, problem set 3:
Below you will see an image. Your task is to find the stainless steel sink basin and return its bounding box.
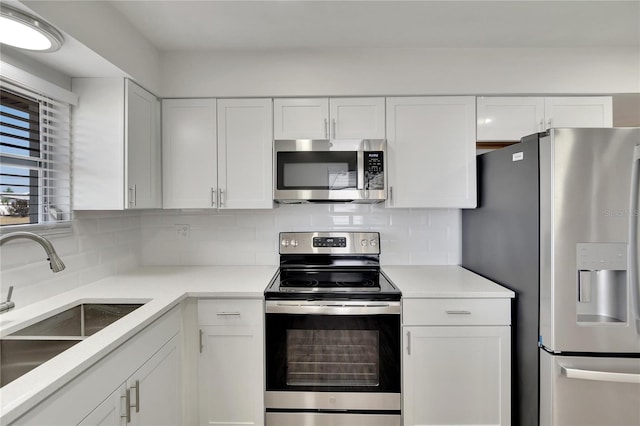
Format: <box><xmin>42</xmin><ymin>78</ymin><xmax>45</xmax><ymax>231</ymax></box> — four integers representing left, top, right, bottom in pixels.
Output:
<box><xmin>1</xmin><ymin>303</ymin><xmax>144</xmax><ymax>387</ymax></box>
<box><xmin>9</xmin><ymin>303</ymin><xmax>143</xmax><ymax>337</ymax></box>
<box><xmin>0</xmin><ymin>338</ymin><xmax>82</xmax><ymax>387</ymax></box>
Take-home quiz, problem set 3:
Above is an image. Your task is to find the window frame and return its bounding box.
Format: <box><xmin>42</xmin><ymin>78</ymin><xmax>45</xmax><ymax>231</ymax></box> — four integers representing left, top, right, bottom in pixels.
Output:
<box><xmin>0</xmin><ymin>84</ymin><xmax>72</xmax><ymax>235</ymax></box>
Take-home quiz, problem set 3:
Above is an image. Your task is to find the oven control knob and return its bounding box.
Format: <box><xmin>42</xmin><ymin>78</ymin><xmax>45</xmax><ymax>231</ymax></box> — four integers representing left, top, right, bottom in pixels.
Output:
<box><xmin>281</xmin><ymin>239</ymin><xmax>289</xmax><ymax>247</ymax></box>
<box><xmin>370</xmin><ymin>239</ymin><xmax>378</xmax><ymax>247</ymax></box>
<box><xmin>291</xmin><ymin>239</ymin><xmax>299</xmax><ymax>247</ymax></box>
<box><xmin>361</xmin><ymin>239</ymin><xmax>368</xmax><ymax>247</ymax></box>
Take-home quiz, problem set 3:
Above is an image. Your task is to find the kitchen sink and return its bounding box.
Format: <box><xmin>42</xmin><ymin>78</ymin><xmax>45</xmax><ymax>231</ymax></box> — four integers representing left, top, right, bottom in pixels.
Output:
<box><xmin>0</xmin><ymin>303</ymin><xmax>144</xmax><ymax>387</ymax></box>
<box><xmin>9</xmin><ymin>303</ymin><xmax>144</xmax><ymax>337</ymax></box>
<box><xmin>0</xmin><ymin>338</ymin><xmax>82</xmax><ymax>387</ymax></box>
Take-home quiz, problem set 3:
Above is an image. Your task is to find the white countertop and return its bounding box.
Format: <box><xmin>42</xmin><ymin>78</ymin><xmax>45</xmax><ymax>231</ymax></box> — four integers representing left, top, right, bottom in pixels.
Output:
<box><xmin>0</xmin><ymin>266</ymin><xmax>277</xmax><ymax>424</ymax></box>
<box><xmin>0</xmin><ymin>264</ymin><xmax>511</xmax><ymax>423</ymax></box>
<box><xmin>383</xmin><ymin>265</ymin><xmax>514</xmax><ymax>298</ymax></box>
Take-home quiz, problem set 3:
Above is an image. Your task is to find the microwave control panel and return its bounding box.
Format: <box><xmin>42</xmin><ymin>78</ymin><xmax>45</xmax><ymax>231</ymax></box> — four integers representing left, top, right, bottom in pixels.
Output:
<box><xmin>365</xmin><ymin>152</ymin><xmax>384</xmax><ymax>190</ymax></box>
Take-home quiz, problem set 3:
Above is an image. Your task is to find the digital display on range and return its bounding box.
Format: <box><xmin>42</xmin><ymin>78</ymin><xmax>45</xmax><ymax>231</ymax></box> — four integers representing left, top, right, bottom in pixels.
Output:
<box><xmin>313</xmin><ymin>237</ymin><xmax>347</xmax><ymax>248</ymax></box>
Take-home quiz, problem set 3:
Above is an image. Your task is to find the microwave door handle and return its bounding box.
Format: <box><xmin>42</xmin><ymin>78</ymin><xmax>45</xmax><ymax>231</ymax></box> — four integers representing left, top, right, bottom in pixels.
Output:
<box><xmin>628</xmin><ymin>144</ymin><xmax>640</xmax><ymax>333</ymax></box>
<box><xmin>357</xmin><ymin>144</ymin><xmax>365</xmax><ymax>190</ymax></box>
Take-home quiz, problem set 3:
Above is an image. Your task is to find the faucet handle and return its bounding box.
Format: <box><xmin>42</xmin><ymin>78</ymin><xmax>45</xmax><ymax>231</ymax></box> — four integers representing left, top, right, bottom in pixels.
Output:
<box><xmin>1</xmin><ymin>286</ymin><xmax>15</xmax><ymax>313</ymax></box>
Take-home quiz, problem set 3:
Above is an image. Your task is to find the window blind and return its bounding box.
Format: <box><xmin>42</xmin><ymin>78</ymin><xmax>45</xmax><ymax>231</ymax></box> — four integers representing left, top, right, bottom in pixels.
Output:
<box><xmin>0</xmin><ymin>79</ymin><xmax>71</xmax><ymax>229</ymax></box>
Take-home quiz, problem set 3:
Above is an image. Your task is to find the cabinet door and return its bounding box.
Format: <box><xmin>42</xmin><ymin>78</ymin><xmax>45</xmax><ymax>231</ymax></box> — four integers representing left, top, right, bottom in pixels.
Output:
<box><xmin>72</xmin><ymin>78</ymin><xmax>126</xmax><ymax>210</ymax></box>
<box><xmin>162</xmin><ymin>99</ymin><xmax>218</xmax><ymax>209</ymax></box>
<box><xmin>544</xmin><ymin>96</ymin><xmax>613</xmax><ymax>128</ymax></box>
<box><xmin>125</xmin><ymin>80</ymin><xmax>161</xmax><ymax>209</ymax></box>
<box><xmin>385</xmin><ymin>96</ymin><xmax>476</xmax><ymax>208</ymax></box>
<box><xmin>273</xmin><ymin>98</ymin><xmax>329</xmax><ymax>139</ymax></box>
<box><xmin>129</xmin><ymin>335</ymin><xmax>182</xmax><ymax>426</ymax></box>
<box><xmin>77</xmin><ymin>385</ymin><xmax>126</xmax><ymax>426</ymax></box>
<box><xmin>329</xmin><ymin>97</ymin><xmax>385</xmax><ymax>139</ymax></box>
<box><xmin>198</xmin><ymin>300</ymin><xmax>264</xmax><ymax>426</ymax></box>
<box><xmin>403</xmin><ymin>326</ymin><xmax>511</xmax><ymax>426</ymax></box>
<box><xmin>477</xmin><ymin>97</ymin><xmax>545</xmax><ymax>141</ymax></box>
<box><xmin>217</xmin><ymin>99</ymin><xmax>273</xmax><ymax>209</ymax></box>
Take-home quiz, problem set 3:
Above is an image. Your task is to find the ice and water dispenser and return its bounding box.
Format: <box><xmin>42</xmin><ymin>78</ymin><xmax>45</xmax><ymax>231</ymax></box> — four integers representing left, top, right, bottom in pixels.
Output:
<box><xmin>577</xmin><ymin>243</ymin><xmax>628</xmax><ymax>324</ymax></box>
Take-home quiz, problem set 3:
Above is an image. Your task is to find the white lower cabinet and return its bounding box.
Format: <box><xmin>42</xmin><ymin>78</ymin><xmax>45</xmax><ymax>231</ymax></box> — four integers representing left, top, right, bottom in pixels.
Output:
<box><xmin>402</xmin><ymin>299</ymin><xmax>511</xmax><ymax>426</ymax></box>
<box><xmin>13</xmin><ymin>307</ymin><xmax>183</xmax><ymax>426</ymax></box>
<box><xmin>197</xmin><ymin>299</ymin><xmax>264</xmax><ymax>426</ymax></box>
<box><xmin>79</xmin><ymin>335</ymin><xmax>182</xmax><ymax>426</ymax></box>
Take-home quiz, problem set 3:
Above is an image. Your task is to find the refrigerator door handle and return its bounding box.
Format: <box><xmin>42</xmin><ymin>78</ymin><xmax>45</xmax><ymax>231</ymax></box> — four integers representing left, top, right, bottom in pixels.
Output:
<box><xmin>628</xmin><ymin>144</ymin><xmax>640</xmax><ymax>333</ymax></box>
<box><xmin>561</xmin><ymin>366</ymin><xmax>640</xmax><ymax>384</ymax></box>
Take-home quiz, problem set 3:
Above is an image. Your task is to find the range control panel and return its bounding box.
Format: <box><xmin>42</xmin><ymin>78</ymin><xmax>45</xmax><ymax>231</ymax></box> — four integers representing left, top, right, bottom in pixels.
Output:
<box><xmin>280</xmin><ymin>232</ymin><xmax>380</xmax><ymax>255</ymax></box>
<box><xmin>313</xmin><ymin>237</ymin><xmax>347</xmax><ymax>248</ymax></box>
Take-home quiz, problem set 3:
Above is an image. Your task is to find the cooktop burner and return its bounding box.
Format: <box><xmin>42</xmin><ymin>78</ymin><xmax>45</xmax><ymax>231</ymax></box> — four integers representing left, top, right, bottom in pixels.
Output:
<box><xmin>265</xmin><ymin>232</ymin><xmax>401</xmax><ymax>301</ymax></box>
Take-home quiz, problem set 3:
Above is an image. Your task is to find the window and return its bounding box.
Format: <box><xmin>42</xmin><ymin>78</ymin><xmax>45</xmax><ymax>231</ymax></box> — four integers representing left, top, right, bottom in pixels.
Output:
<box><xmin>0</xmin><ymin>82</ymin><xmax>71</xmax><ymax>230</ymax></box>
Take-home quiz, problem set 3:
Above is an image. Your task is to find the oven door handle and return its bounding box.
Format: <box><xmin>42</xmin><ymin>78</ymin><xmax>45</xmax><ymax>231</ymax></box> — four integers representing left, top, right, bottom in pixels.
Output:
<box><xmin>265</xmin><ymin>301</ymin><xmax>401</xmax><ymax>315</ymax></box>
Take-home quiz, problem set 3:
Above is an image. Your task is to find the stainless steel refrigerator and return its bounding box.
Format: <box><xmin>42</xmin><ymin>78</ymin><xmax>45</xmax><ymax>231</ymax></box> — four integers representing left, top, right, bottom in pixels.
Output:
<box><xmin>462</xmin><ymin>128</ymin><xmax>640</xmax><ymax>426</ymax></box>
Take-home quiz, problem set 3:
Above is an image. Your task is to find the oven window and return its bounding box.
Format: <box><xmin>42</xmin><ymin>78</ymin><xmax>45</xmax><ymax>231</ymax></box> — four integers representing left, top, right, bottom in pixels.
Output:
<box><xmin>287</xmin><ymin>329</ymin><xmax>379</xmax><ymax>386</ymax></box>
<box><xmin>265</xmin><ymin>314</ymin><xmax>400</xmax><ymax>393</ymax></box>
<box><xmin>277</xmin><ymin>152</ymin><xmax>357</xmax><ymax>190</ymax></box>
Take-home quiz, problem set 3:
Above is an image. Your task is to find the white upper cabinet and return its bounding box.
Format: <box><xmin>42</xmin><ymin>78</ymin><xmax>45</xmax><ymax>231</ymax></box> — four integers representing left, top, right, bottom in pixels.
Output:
<box><xmin>72</xmin><ymin>78</ymin><xmax>161</xmax><ymax>210</ymax></box>
<box><xmin>476</xmin><ymin>97</ymin><xmax>545</xmax><ymax>141</ymax></box>
<box><xmin>162</xmin><ymin>99</ymin><xmax>217</xmax><ymax>209</ymax></box>
<box><xmin>386</xmin><ymin>96</ymin><xmax>477</xmax><ymax>208</ymax></box>
<box><xmin>274</xmin><ymin>98</ymin><xmax>328</xmax><ymax>139</ymax></box>
<box><xmin>274</xmin><ymin>97</ymin><xmax>385</xmax><ymax>140</ymax></box>
<box><xmin>217</xmin><ymin>98</ymin><xmax>273</xmax><ymax>209</ymax></box>
<box><xmin>477</xmin><ymin>96</ymin><xmax>613</xmax><ymax>141</ymax></box>
<box><xmin>162</xmin><ymin>98</ymin><xmax>273</xmax><ymax>210</ymax></box>
<box><xmin>125</xmin><ymin>81</ymin><xmax>162</xmax><ymax>209</ymax></box>
<box><xmin>544</xmin><ymin>96</ymin><xmax>613</xmax><ymax>128</ymax></box>
<box><xmin>329</xmin><ymin>97</ymin><xmax>386</xmax><ymax>139</ymax></box>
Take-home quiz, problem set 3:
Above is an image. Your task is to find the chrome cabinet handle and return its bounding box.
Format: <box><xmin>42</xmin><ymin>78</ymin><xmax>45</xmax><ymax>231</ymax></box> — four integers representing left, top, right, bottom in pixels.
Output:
<box><xmin>538</xmin><ymin>119</ymin><xmax>544</xmax><ymax>132</ymax></box>
<box><xmin>407</xmin><ymin>330</ymin><xmax>411</xmax><ymax>355</ymax></box>
<box><xmin>199</xmin><ymin>329</ymin><xmax>204</xmax><ymax>353</ymax></box>
<box><xmin>219</xmin><ymin>188</ymin><xmax>225</xmax><ymax>208</ymax></box>
<box><xmin>211</xmin><ymin>188</ymin><xmax>216</xmax><ymax>207</ymax></box>
<box><xmin>446</xmin><ymin>310</ymin><xmax>472</xmax><ymax>315</ymax></box>
<box><xmin>389</xmin><ymin>186</ymin><xmax>393</xmax><ymax>203</ymax></box>
<box><xmin>216</xmin><ymin>312</ymin><xmax>241</xmax><ymax>316</ymax></box>
<box><xmin>122</xmin><ymin>388</ymin><xmax>131</xmax><ymax>423</ymax></box>
<box><xmin>324</xmin><ymin>118</ymin><xmax>329</xmax><ymax>138</ymax></box>
<box><xmin>131</xmin><ymin>379</ymin><xmax>140</xmax><ymax>413</ymax></box>
<box><xmin>128</xmin><ymin>185</ymin><xmax>137</xmax><ymax>207</ymax></box>
<box><xmin>332</xmin><ymin>118</ymin><xmax>336</xmax><ymax>139</ymax></box>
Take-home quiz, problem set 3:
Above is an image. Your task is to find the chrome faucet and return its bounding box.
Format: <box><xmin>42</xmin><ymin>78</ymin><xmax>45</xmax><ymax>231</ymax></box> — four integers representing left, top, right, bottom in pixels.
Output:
<box><xmin>0</xmin><ymin>231</ymin><xmax>66</xmax><ymax>313</ymax></box>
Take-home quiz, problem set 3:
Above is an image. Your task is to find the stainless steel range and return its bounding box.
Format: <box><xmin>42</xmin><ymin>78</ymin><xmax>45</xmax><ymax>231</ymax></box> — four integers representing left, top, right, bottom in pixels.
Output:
<box><xmin>264</xmin><ymin>232</ymin><xmax>401</xmax><ymax>426</ymax></box>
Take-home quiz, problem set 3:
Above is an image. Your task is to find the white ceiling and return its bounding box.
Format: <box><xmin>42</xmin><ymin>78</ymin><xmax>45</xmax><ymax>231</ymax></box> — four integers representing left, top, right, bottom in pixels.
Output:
<box><xmin>108</xmin><ymin>0</ymin><xmax>640</xmax><ymax>51</ymax></box>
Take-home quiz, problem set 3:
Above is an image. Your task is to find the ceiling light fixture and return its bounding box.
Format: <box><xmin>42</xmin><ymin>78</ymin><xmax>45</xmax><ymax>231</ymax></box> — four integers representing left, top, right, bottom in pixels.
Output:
<box><xmin>0</xmin><ymin>4</ymin><xmax>63</xmax><ymax>52</ymax></box>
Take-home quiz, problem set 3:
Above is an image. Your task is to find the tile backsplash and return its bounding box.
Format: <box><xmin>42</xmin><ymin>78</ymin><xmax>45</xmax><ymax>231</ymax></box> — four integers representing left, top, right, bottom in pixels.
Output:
<box><xmin>1</xmin><ymin>205</ymin><xmax>461</xmax><ymax>307</ymax></box>
<box><xmin>0</xmin><ymin>211</ymin><xmax>142</xmax><ymax>307</ymax></box>
<box><xmin>140</xmin><ymin>204</ymin><xmax>461</xmax><ymax>266</ymax></box>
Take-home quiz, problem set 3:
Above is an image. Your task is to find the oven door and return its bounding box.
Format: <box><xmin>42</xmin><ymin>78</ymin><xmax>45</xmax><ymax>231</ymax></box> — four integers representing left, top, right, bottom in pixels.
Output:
<box><xmin>265</xmin><ymin>301</ymin><xmax>401</xmax><ymax>413</ymax></box>
<box><xmin>274</xmin><ymin>139</ymin><xmax>386</xmax><ymax>202</ymax></box>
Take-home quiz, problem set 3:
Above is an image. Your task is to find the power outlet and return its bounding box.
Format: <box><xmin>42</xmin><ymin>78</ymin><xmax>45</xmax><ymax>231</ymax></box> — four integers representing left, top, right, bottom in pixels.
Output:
<box><xmin>175</xmin><ymin>224</ymin><xmax>190</xmax><ymax>239</ymax></box>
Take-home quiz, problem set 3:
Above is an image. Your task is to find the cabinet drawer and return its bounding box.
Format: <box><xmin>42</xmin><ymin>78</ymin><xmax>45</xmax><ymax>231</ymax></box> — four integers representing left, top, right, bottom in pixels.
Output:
<box><xmin>403</xmin><ymin>298</ymin><xmax>510</xmax><ymax>326</ymax></box>
<box><xmin>197</xmin><ymin>299</ymin><xmax>262</xmax><ymax>326</ymax></box>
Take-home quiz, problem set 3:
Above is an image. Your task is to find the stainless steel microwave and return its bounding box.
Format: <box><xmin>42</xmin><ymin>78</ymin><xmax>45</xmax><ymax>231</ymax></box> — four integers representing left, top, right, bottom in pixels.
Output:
<box><xmin>274</xmin><ymin>139</ymin><xmax>386</xmax><ymax>203</ymax></box>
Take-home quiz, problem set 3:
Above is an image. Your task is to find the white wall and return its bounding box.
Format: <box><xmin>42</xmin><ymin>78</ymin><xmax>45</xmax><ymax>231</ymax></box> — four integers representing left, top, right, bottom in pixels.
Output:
<box><xmin>161</xmin><ymin>47</ymin><xmax>640</xmax><ymax>97</ymax></box>
<box><xmin>0</xmin><ymin>211</ymin><xmax>142</xmax><ymax>308</ymax></box>
<box><xmin>23</xmin><ymin>0</ymin><xmax>162</xmax><ymax>93</ymax></box>
<box><xmin>140</xmin><ymin>205</ymin><xmax>461</xmax><ymax>267</ymax></box>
